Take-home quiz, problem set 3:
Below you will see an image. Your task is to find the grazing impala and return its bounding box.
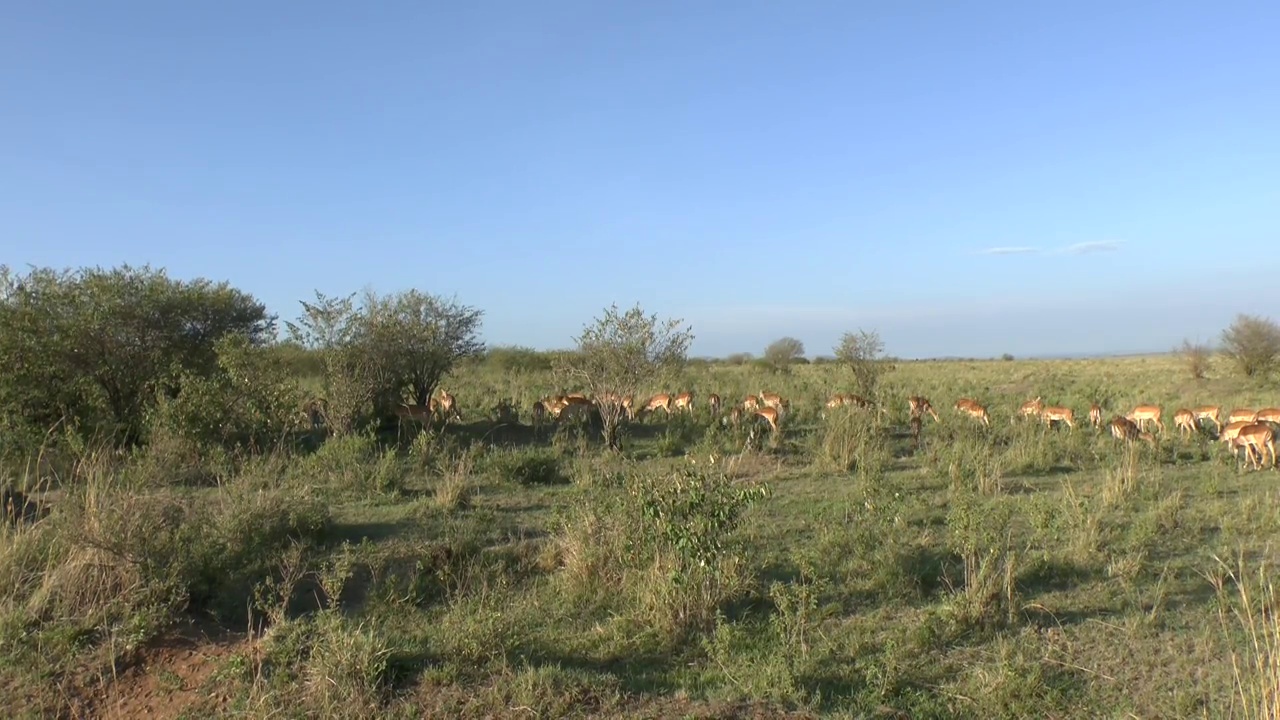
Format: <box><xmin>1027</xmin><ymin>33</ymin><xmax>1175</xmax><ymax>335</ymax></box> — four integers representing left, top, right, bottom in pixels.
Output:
<box><xmin>1127</xmin><ymin>405</ymin><xmax>1164</xmax><ymax>434</ymax></box>
<box><xmin>1043</xmin><ymin>406</ymin><xmax>1075</xmax><ymax>429</ymax></box>
<box><xmin>1089</xmin><ymin>403</ymin><xmax>1103</xmax><ymax>429</ymax></box>
<box><xmin>1173</xmin><ymin>408</ymin><xmax>1196</xmax><ymax>438</ymax></box>
<box><xmin>908</xmin><ymin>396</ymin><xmax>939</xmax><ymax>422</ymax></box>
<box><xmin>725</xmin><ymin>405</ymin><xmax>744</xmax><ymax>427</ymax></box>
<box><xmin>1233</xmin><ymin>422</ymin><xmax>1276</xmax><ymax>470</ymax></box>
<box><xmin>1218</xmin><ymin>420</ymin><xmax>1252</xmax><ymax>450</ymax></box>
<box><xmin>1017</xmin><ymin>396</ymin><xmax>1044</xmax><ymax>421</ymax></box>
<box><xmin>753</xmin><ymin>406</ymin><xmax>780</xmax><ymax>433</ymax></box>
<box><xmin>639</xmin><ymin>393</ymin><xmax>673</xmax><ymax>419</ymax></box>
<box><xmin>1228</xmin><ymin>408</ymin><xmax>1258</xmax><ymax>425</ymax></box>
<box><xmin>741</xmin><ymin>395</ymin><xmax>761</xmax><ymax>412</ymax></box>
<box><xmin>1193</xmin><ymin>406</ymin><xmax>1222</xmax><ymax>432</ymax></box>
<box><xmin>673</xmin><ymin>391</ymin><xmax>695</xmax><ymax>414</ymax></box>
<box><xmin>707</xmin><ymin>393</ymin><xmax>722</xmax><ymax>417</ymax></box>
<box><xmin>954</xmin><ymin>398</ymin><xmax>991</xmax><ymax>426</ymax></box>
<box><xmin>1109</xmin><ymin>415</ymin><xmax>1155</xmax><ymax>445</ymax></box>
<box><xmin>1255</xmin><ymin>407</ymin><xmax>1280</xmax><ymax>424</ymax></box>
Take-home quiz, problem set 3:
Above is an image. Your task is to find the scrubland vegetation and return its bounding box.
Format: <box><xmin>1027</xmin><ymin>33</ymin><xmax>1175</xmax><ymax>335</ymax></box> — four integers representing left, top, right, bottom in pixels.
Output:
<box><xmin>4</xmin><ymin>263</ymin><xmax>1280</xmax><ymax>718</ymax></box>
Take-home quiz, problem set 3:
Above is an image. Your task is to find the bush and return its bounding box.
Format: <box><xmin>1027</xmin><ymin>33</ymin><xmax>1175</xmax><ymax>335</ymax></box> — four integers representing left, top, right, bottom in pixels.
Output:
<box><xmin>1221</xmin><ymin>314</ymin><xmax>1280</xmax><ymax>377</ymax></box>
<box><xmin>485</xmin><ymin>449</ymin><xmax>567</xmax><ymax>486</ymax></box>
<box><xmin>1179</xmin><ymin>339</ymin><xmax>1212</xmax><ymax>380</ymax></box>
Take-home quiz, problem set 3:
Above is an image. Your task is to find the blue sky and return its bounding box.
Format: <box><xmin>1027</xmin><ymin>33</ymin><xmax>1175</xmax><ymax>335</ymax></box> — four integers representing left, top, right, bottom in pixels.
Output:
<box><xmin>3</xmin><ymin>1</ymin><xmax>1279</xmax><ymax>359</ymax></box>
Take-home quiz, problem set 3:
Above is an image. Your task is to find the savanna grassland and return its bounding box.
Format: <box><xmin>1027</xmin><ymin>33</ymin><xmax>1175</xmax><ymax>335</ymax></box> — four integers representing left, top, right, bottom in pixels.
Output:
<box><xmin>4</xmin><ymin>349</ymin><xmax>1280</xmax><ymax>720</ymax></box>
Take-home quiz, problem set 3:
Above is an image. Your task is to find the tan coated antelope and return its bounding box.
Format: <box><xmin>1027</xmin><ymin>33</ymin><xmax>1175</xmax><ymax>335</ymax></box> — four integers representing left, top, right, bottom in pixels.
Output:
<box><xmin>1127</xmin><ymin>405</ymin><xmax>1164</xmax><ymax>434</ymax></box>
<box><xmin>639</xmin><ymin>393</ymin><xmax>673</xmax><ymax>419</ymax></box>
<box><xmin>908</xmin><ymin>396</ymin><xmax>939</xmax><ymax>422</ymax></box>
<box><xmin>1233</xmin><ymin>423</ymin><xmax>1276</xmax><ymax>470</ymax></box>
<box><xmin>1227</xmin><ymin>408</ymin><xmax>1258</xmax><ymax>425</ymax></box>
<box><xmin>1089</xmin><ymin>403</ymin><xmax>1103</xmax><ymax>429</ymax></box>
<box><xmin>1173</xmin><ymin>408</ymin><xmax>1196</xmax><ymax>438</ymax></box>
<box><xmin>1193</xmin><ymin>405</ymin><xmax>1222</xmax><ymax>432</ymax></box>
<box><xmin>741</xmin><ymin>395</ymin><xmax>761</xmax><ymax>412</ymax></box>
<box><xmin>753</xmin><ymin>406</ymin><xmax>780</xmax><ymax>433</ymax></box>
<box><xmin>953</xmin><ymin>398</ymin><xmax>991</xmax><ymax>426</ymax></box>
<box><xmin>673</xmin><ymin>391</ymin><xmax>695</xmax><ymax>414</ymax></box>
<box><xmin>1017</xmin><ymin>396</ymin><xmax>1044</xmax><ymax>421</ymax></box>
<box><xmin>1042</xmin><ymin>406</ymin><xmax>1075</xmax><ymax>430</ymax></box>
<box><xmin>1109</xmin><ymin>415</ymin><xmax>1155</xmax><ymax>445</ymax></box>
<box><xmin>1255</xmin><ymin>408</ymin><xmax>1280</xmax><ymax>424</ymax></box>
<box><xmin>1218</xmin><ymin>420</ymin><xmax>1252</xmax><ymax>450</ymax></box>
<box><xmin>436</xmin><ymin>390</ymin><xmax>462</xmax><ymax>421</ymax></box>
<box><xmin>707</xmin><ymin>393</ymin><xmax>722</xmax><ymax>417</ymax></box>
<box><xmin>759</xmin><ymin>391</ymin><xmax>788</xmax><ymax>414</ymax></box>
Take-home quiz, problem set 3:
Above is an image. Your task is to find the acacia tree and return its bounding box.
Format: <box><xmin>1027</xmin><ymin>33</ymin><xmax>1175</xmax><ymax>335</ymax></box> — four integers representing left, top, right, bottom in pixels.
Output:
<box><xmin>363</xmin><ymin>290</ymin><xmax>485</xmax><ymax>407</ymax></box>
<box><xmin>285</xmin><ymin>289</ymin><xmax>484</xmax><ymax>435</ymax></box>
<box><xmin>1221</xmin><ymin>314</ymin><xmax>1280</xmax><ymax>377</ymax></box>
<box><xmin>764</xmin><ymin>337</ymin><xmax>806</xmax><ymax>372</ymax></box>
<box><xmin>834</xmin><ymin>329</ymin><xmax>888</xmax><ymax>398</ymax></box>
<box><xmin>555</xmin><ymin>303</ymin><xmax>693</xmax><ymax>451</ymax></box>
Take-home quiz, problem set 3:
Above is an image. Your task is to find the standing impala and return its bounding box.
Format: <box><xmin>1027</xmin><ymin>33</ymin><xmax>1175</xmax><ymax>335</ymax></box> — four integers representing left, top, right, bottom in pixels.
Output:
<box><xmin>1127</xmin><ymin>405</ymin><xmax>1164</xmax><ymax>434</ymax></box>
<box><xmin>673</xmin><ymin>391</ymin><xmax>695</xmax><ymax>414</ymax></box>
<box><xmin>1233</xmin><ymin>423</ymin><xmax>1276</xmax><ymax>470</ymax></box>
<box><xmin>1173</xmin><ymin>408</ymin><xmax>1196</xmax><ymax>438</ymax></box>
<box><xmin>1017</xmin><ymin>396</ymin><xmax>1044</xmax><ymax>422</ymax></box>
<box><xmin>1228</xmin><ymin>408</ymin><xmax>1258</xmax><ymax>425</ymax></box>
<box><xmin>706</xmin><ymin>393</ymin><xmax>722</xmax><ymax>417</ymax></box>
<box><xmin>1042</xmin><ymin>405</ymin><xmax>1075</xmax><ymax>430</ymax></box>
<box><xmin>1193</xmin><ymin>406</ymin><xmax>1222</xmax><ymax>432</ymax></box>
<box><xmin>1089</xmin><ymin>403</ymin><xmax>1103</xmax><ymax>429</ymax></box>
<box><xmin>639</xmin><ymin>393</ymin><xmax>673</xmax><ymax>420</ymax></box>
<box><xmin>953</xmin><ymin>398</ymin><xmax>991</xmax><ymax>426</ymax></box>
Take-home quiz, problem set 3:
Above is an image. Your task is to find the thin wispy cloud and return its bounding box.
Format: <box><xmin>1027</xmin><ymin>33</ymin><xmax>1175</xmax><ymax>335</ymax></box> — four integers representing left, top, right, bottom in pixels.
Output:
<box><xmin>1058</xmin><ymin>240</ymin><xmax>1124</xmax><ymax>255</ymax></box>
<box><xmin>976</xmin><ymin>246</ymin><xmax>1040</xmax><ymax>255</ymax></box>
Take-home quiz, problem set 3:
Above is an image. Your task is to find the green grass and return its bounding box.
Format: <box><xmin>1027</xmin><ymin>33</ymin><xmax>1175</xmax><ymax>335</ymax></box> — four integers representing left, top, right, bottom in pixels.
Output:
<box><xmin>3</xmin><ymin>353</ymin><xmax>1280</xmax><ymax>718</ymax></box>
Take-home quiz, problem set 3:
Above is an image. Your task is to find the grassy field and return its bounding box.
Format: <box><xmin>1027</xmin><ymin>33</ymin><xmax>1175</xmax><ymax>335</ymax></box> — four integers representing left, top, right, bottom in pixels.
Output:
<box><xmin>3</xmin><ymin>353</ymin><xmax>1280</xmax><ymax>719</ymax></box>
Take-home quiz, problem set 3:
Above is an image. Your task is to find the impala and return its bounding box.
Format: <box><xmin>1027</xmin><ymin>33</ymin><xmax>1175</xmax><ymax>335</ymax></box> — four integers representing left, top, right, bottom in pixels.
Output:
<box><xmin>759</xmin><ymin>391</ymin><xmax>787</xmax><ymax>414</ymax></box>
<box><xmin>1042</xmin><ymin>406</ymin><xmax>1075</xmax><ymax>429</ymax></box>
<box><xmin>1255</xmin><ymin>407</ymin><xmax>1280</xmax><ymax>424</ymax></box>
<box><xmin>673</xmin><ymin>391</ymin><xmax>695</xmax><ymax>414</ymax></box>
<box><xmin>1127</xmin><ymin>405</ymin><xmax>1164</xmax><ymax>434</ymax></box>
<box><xmin>437</xmin><ymin>390</ymin><xmax>462</xmax><ymax>421</ymax></box>
<box><xmin>1173</xmin><ymin>408</ymin><xmax>1196</xmax><ymax>438</ymax></box>
<box><xmin>1089</xmin><ymin>403</ymin><xmax>1103</xmax><ymax>429</ymax></box>
<box><xmin>954</xmin><ymin>398</ymin><xmax>991</xmax><ymax>426</ymax></box>
<box><xmin>395</xmin><ymin>403</ymin><xmax>435</xmax><ymax>425</ymax></box>
<box><xmin>707</xmin><ymin>393</ymin><xmax>722</xmax><ymax>416</ymax></box>
<box><xmin>753</xmin><ymin>406</ymin><xmax>780</xmax><ymax>433</ymax></box>
<box><xmin>908</xmin><ymin>396</ymin><xmax>939</xmax><ymax>422</ymax></box>
<box><xmin>1227</xmin><ymin>408</ymin><xmax>1258</xmax><ymax>424</ymax></box>
<box><xmin>1109</xmin><ymin>415</ymin><xmax>1155</xmax><ymax>445</ymax></box>
<box><xmin>554</xmin><ymin>395</ymin><xmax>594</xmax><ymax>419</ymax></box>
<box><xmin>1234</xmin><ymin>422</ymin><xmax>1276</xmax><ymax>470</ymax></box>
<box><xmin>741</xmin><ymin>395</ymin><xmax>761</xmax><ymax>411</ymax></box>
<box><xmin>1193</xmin><ymin>405</ymin><xmax>1222</xmax><ymax>432</ymax></box>
<box><xmin>1218</xmin><ymin>420</ymin><xmax>1252</xmax><ymax>449</ymax></box>
<box><xmin>639</xmin><ymin>393</ymin><xmax>673</xmax><ymax>419</ymax></box>
<box><xmin>1017</xmin><ymin>396</ymin><xmax>1044</xmax><ymax>421</ymax></box>
<box><xmin>531</xmin><ymin>400</ymin><xmax>550</xmax><ymax>425</ymax></box>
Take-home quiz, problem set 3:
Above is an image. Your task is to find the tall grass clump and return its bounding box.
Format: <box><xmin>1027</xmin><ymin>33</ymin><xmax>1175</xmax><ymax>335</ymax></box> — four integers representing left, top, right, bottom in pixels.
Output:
<box><xmin>1206</xmin><ymin>551</ymin><xmax>1280</xmax><ymax>720</ymax></box>
<box><xmin>944</xmin><ymin>491</ymin><xmax>1023</xmax><ymax>630</ymax></box>
<box><xmin>816</xmin><ymin>409</ymin><xmax>890</xmax><ymax>482</ymax></box>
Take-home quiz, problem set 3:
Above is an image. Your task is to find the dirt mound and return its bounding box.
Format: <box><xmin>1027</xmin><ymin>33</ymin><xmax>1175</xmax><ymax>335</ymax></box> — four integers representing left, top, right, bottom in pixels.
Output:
<box><xmin>73</xmin><ymin>619</ymin><xmax>247</xmax><ymax>720</ymax></box>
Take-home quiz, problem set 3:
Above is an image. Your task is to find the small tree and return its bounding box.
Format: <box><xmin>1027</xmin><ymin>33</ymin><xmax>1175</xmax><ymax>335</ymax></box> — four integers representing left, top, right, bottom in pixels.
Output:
<box><xmin>1178</xmin><ymin>339</ymin><xmax>1212</xmax><ymax>380</ymax></box>
<box><xmin>555</xmin><ymin>303</ymin><xmax>693</xmax><ymax>451</ymax></box>
<box><xmin>764</xmin><ymin>337</ymin><xmax>806</xmax><ymax>372</ymax></box>
<box><xmin>1221</xmin><ymin>314</ymin><xmax>1280</xmax><ymax>377</ymax></box>
<box><xmin>285</xmin><ymin>289</ymin><xmax>485</xmax><ymax>435</ymax></box>
<box><xmin>834</xmin><ymin>329</ymin><xmax>888</xmax><ymax>398</ymax></box>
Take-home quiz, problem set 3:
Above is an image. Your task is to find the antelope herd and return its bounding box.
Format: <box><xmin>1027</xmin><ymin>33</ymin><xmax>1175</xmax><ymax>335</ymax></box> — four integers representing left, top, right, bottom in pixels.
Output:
<box><xmin>337</xmin><ymin>386</ymin><xmax>1280</xmax><ymax>472</ymax></box>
